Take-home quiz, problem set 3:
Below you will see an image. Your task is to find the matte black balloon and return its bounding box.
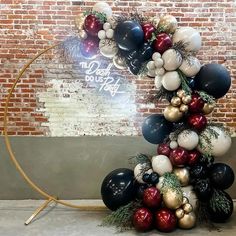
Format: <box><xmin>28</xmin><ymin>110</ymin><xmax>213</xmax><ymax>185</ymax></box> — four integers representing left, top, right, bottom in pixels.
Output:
<box><xmin>193</xmin><ymin>179</ymin><xmax>213</xmax><ymax>201</ymax></box>
<box><xmin>127</xmin><ymin>58</ymin><xmax>142</xmax><ymax>75</ymax></box>
<box><xmin>114</xmin><ymin>20</ymin><xmax>144</xmax><ymax>51</ymax></box>
<box><xmin>101</xmin><ymin>168</ymin><xmax>136</xmax><ymax>211</ymax></box>
<box><xmin>187</xmin><ymin>78</ymin><xmax>195</xmax><ymax>89</ymax></box>
<box><xmin>139</xmin><ymin>42</ymin><xmax>154</xmax><ymax>61</ymax></box>
<box><xmin>210</xmin><ymin>163</ymin><xmax>235</xmax><ymax>190</ymax></box>
<box><xmin>142</xmin><ymin>114</ymin><xmax>173</xmax><ymax>144</ymax></box>
<box><xmin>207</xmin><ymin>190</ymin><xmax>234</xmax><ymax>223</ymax></box>
<box><xmin>136</xmin><ymin>184</ymin><xmax>149</xmax><ymax>199</ymax></box>
<box><xmin>195</xmin><ymin>63</ymin><xmax>231</xmax><ymax>99</ymax></box>
<box><xmin>190</xmin><ymin>163</ymin><xmax>208</xmax><ymax>180</ymax></box>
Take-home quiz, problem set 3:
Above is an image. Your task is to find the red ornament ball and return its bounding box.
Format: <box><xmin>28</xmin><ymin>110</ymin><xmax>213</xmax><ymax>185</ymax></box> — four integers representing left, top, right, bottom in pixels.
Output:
<box><xmin>157</xmin><ymin>143</ymin><xmax>171</xmax><ymax>156</ymax></box>
<box><xmin>152</xmin><ymin>33</ymin><xmax>172</xmax><ymax>54</ymax></box>
<box><xmin>143</xmin><ymin>187</ymin><xmax>162</xmax><ymax>209</ymax></box>
<box><xmin>141</xmin><ymin>23</ymin><xmax>155</xmax><ymax>41</ymax></box>
<box><xmin>133</xmin><ymin>207</ymin><xmax>153</xmax><ymax>232</ymax></box>
<box><xmin>169</xmin><ymin>147</ymin><xmax>188</xmax><ymax>166</ymax></box>
<box><xmin>188</xmin><ymin>93</ymin><xmax>205</xmax><ymax>113</ymax></box>
<box><xmin>188</xmin><ymin>113</ymin><xmax>207</xmax><ymax>131</ymax></box>
<box><xmin>155</xmin><ymin>208</ymin><xmax>177</xmax><ymax>232</ymax></box>
<box><xmin>84</xmin><ymin>14</ymin><xmax>103</xmax><ymax>37</ymax></box>
<box><xmin>188</xmin><ymin>150</ymin><xmax>201</xmax><ymax>166</ymax></box>
<box><xmin>80</xmin><ymin>36</ymin><xmax>99</xmax><ymax>59</ymax></box>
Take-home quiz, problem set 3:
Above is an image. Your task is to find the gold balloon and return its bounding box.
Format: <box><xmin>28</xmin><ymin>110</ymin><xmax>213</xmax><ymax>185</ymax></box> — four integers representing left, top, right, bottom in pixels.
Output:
<box><xmin>78</xmin><ymin>30</ymin><xmax>87</xmax><ymax>40</ymax></box>
<box><xmin>177</xmin><ymin>89</ymin><xmax>186</xmax><ymax>98</ymax></box>
<box><xmin>179</xmin><ymin>104</ymin><xmax>188</xmax><ymax>113</ymax></box>
<box><xmin>175</xmin><ymin>208</ymin><xmax>185</xmax><ymax>219</ymax></box>
<box><xmin>178</xmin><ymin>212</ymin><xmax>196</xmax><ymax>229</ymax></box>
<box><xmin>182</xmin><ymin>197</ymin><xmax>189</xmax><ymax>205</ymax></box>
<box><xmin>182</xmin><ymin>95</ymin><xmax>192</xmax><ymax>104</ymax></box>
<box><xmin>163</xmin><ymin>189</ymin><xmax>183</xmax><ymax>210</ymax></box>
<box><xmin>202</xmin><ymin>103</ymin><xmax>215</xmax><ymax>114</ymax></box>
<box><xmin>164</xmin><ymin>105</ymin><xmax>183</xmax><ymax>122</ymax></box>
<box><xmin>75</xmin><ymin>13</ymin><xmax>85</xmax><ymax>31</ymax></box>
<box><xmin>173</xmin><ymin>168</ymin><xmax>190</xmax><ymax>187</ymax></box>
<box><xmin>149</xmin><ymin>16</ymin><xmax>160</xmax><ymax>29</ymax></box>
<box><xmin>183</xmin><ymin>203</ymin><xmax>193</xmax><ymax>213</ymax></box>
<box><xmin>171</xmin><ymin>96</ymin><xmax>182</xmax><ymax>106</ymax></box>
<box><xmin>158</xmin><ymin>15</ymin><xmax>178</xmax><ymax>34</ymax></box>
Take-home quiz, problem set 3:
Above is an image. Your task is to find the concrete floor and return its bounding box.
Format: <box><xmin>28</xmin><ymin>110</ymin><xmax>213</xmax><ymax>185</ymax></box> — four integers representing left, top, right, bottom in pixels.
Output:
<box><xmin>0</xmin><ymin>200</ymin><xmax>235</xmax><ymax>236</ymax></box>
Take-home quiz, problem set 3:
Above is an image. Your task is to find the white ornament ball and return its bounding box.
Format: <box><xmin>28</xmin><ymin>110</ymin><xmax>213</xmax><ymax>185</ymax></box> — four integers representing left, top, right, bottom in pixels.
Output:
<box><xmin>173</xmin><ymin>27</ymin><xmax>202</xmax><ymax>52</ymax></box>
<box><xmin>106</xmin><ymin>28</ymin><xmax>114</xmax><ymax>39</ymax></box>
<box><xmin>147</xmin><ymin>61</ymin><xmax>156</xmax><ymax>70</ymax></box>
<box><xmin>179</xmin><ymin>57</ymin><xmax>201</xmax><ymax>77</ymax></box>
<box><xmin>182</xmin><ymin>186</ymin><xmax>198</xmax><ymax>210</ymax></box>
<box><xmin>177</xmin><ymin>130</ymin><xmax>199</xmax><ymax>151</ymax></box>
<box><xmin>103</xmin><ymin>22</ymin><xmax>111</xmax><ymax>31</ymax></box>
<box><xmin>147</xmin><ymin>69</ymin><xmax>156</xmax><ymax>77</ymax></box>
<box><xmin>170</xmin><ymin>140</ymin><xmax>178</xmax><ymax>149</ymax></box>
<box><xmin>134</xmin><ymin>163</ymin><xmax>153</xmax><ymax>184</ymax></box>
<box><xmin>155</xmin><ymin>67</ymin><xmax>165</xmax><ymax>76</ymax></box>
<box><xmin>155</xmin><ymin>75</ymin><xmax>163</xmax><ymax>90</ymax></box>
<box><xmin>197</xmin><ymin>126</ymin><xmax>232</xmax><ymax>157</ymax></box>
<box><xmin>99</xmin><ymin>39</ymin><xmax>118</xmax><ymax>58</ymax></box>
<box><xmin>92</xmin><ymin>2</ymin><xmax>113</xmax><ymax>18</ymax></box>
<box><xmin>154</xmin><ymin>58</ymin><xmax>164</xmax><ymax>68</ymax></box>
<box><xmin>162</xmin><ymin>49</ymin><xmax>182</xmax><ymax>71</ymax></box>
<box><xmin>162</xmin><ymin>71</ymin><xmax>181</xmax><ymax>91</ymax></box>
<box><xmin>98</xmin><ymin>30</ymin><xmax>106</xmax><ymax>40</ymax></box>
<box><xmin>152</xmin><ymin>52</ymin><xmax>161</xmax><ymax>61</ymax></box>
<box><xmin>152</xmin><ymin>155</ymin><xmax>173</xmax><ymax>176</ymax></box>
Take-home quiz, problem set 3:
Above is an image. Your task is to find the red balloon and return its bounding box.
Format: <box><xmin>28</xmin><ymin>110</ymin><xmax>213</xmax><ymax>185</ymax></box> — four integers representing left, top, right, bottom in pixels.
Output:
<box><xmin>188</xmin><ymin>150</ymin><xmax>201</xmax><ymax>166</ymax></box>
<box><xmin>133</xmin><ymin>207</ymin><xmax>153</xmax><ymax>232</ymax></box>
<box><xmin>152</xmin><ymin>33</ymin><xmax>172</xmax><ymax>54</ymax></box>
<box><xmin>141</xmin><ymin>23</ymin><xmax>155</xmax><ymax>41</ymax></box>
<box><xmin>84</xmin><ymin>14</ymin><xmax>103</xmax><ymax>37</ymax></box>
<box><xmin>169</xmin><ymin>147</ymin><xmax>188</xmax><ymax>166</ymax></box>
<box><xmin>188</xmin><ymin>93</ymin><xmax>204</xmax><ymax>113</ymax></box>
<box><xmin>157</xmin><ymin>143</ymin><xmax>171</xmax><ymax>156</ymax></box>
<box><xmin>155</xmin><ymin>208</ymin><xmax>177</xmax><ymax>232</ymax></box>
<box><xmin>188</xmin><ymin>113</ymin><xmax>207</xmax><ymax>131</ymax></box>
<box><xmin>143</xmin><ymin>187</ymin><xmax>162</xmax><ymax>209</ymax></box>
<box><xmin>80</xmin><ymin>36</ymin><xmax>99</xmax><ymax>58</ymax></box>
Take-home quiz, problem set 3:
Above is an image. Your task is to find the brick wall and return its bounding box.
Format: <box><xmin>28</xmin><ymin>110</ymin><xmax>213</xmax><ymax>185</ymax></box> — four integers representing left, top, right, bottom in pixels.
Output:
<box><xmin>0</xmin><ymin>0</ymin><xmax>235</xmax><ymax>136</ymax></box>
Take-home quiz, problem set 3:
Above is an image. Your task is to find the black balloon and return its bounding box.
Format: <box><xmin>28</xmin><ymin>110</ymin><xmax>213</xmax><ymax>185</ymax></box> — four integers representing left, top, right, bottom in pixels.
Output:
<box><xmin>139</xmin><ymin>42</ymin><xmax>154</xmax><ymax>61</ymax></box>
<box><xmin>142</xmin><ymin>114</ymin><xmax>173</xmax><ymax>144</ymax></box>
<box><xmin>101</xmin><ymin>168</ymin><xmax>136</xmax><ymax>211</ymax></box>
<box><xmin>207</xmin><ymin>190</ymin><xmax>234</xmax><ymax>223</ymax></box>
<box><xmin>195</xmin><ymin>63</ymin><xmax>231</xmax><ymax>99</ymax></box>
<box><xmin>193</xmin><ymin>179</ymin><xmax>213</xmax><ymax>201</ymax></box>
<box><xmin>136</xmin><ymin>183</ymin><xmax>149</xmax><ymax>199</ymax></box>
<box><xmin>190</xmin><ymin>163</ymin><xmax>208</xmax><ymax>180</ymax></box>
<box><xmin>187</xmin><ymin>78</ymin><xmax>195</xmax><ymax>90</ymax></box>
<box><xmin>114</xmin><ymin>20</ymin><xmax>144</xmax><ymax>51</ymax></box>
<box><xmin>210</xmin><ymin>163</ymin><xmax>235</xmax><ymax>190</ymax></box>
<box><xmin>127</xmin><ymin>58</ymin><xmax>142</xmax><ymax>75</ymax></box>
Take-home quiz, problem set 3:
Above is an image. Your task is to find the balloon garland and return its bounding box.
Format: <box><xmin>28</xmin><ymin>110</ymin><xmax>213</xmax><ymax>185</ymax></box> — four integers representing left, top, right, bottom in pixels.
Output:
<box><xmin>71</xmin><ymin>2</ymin><xmax>234</xmax><ymax>233</ymax></box>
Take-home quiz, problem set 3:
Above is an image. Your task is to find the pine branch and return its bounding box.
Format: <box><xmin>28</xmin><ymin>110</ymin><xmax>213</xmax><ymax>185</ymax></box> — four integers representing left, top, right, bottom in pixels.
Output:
<box><xmin>178</xmin><ymin>70</ymin><xmax>192</xmax><ymax>95</ymax></box>
<box><xmin>198</xmin><ymin>91</ymin><xmax>215</xmax><ymax>104</ymax></box>
<box><xmin>153</xmin><ymin>86</ymin><xmax>175</xmax><ymax>102</ymax></box>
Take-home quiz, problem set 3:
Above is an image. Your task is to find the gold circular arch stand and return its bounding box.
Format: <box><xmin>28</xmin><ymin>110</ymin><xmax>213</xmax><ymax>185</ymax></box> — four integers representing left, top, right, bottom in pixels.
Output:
<box><xmin>3</xmin><ymin>44</ymin><xmax>106</xmax><ymax>225</ymax></box>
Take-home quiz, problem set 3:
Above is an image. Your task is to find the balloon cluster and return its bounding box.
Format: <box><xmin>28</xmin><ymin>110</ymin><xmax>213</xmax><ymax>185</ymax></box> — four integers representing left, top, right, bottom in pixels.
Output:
<box><xmin>74</xmin><ymin>1</ymin><xmax>234</xmax><ymax>234</ymax></box>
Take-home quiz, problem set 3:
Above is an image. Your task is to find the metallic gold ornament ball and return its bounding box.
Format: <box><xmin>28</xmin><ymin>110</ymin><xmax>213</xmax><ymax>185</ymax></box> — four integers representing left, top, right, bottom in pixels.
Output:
<box><xmin>173</xmin><ymin>168</ymin><xmax>190</xmax><ymax>187</ymax></box>
<box><xmin>163</xmin><ymin>189</ymin><xmax>183</xmax><ymax>210</ymax></box>
<box><xmin>182</xmin><ymin>95</ymin><xmax>192</xmax><ymax>104</ymax></box>
<box><xmin>158</xmin><ymin>15</ymin><xmax>178</xmax><ymax>34</ymax></box>
<box><xmin>202</xmin><ymin>103</ymin><xmax>215</xmax><ymax>114</ymax></box>
<box><xmin>183</xmin><ymin>203</ymin><xmax>193</xmax><ymax>214</ymax></box>
<box><xmin>164</xmin><ymin>105</ymin><xmax>183</xmax><ymax>122</ymax></box>
<box><xmin>171</xmin><ymin>96</ymin><xmax>182</xmax><ymax>106</ymax></box>
<box><xmin>178</xmin><ymin>212</ymin><xmax>196</xmax><ymax>229</ymax></box>
<box><xmin>175</xmin><ymin>208</ymin><xmax>185</xmax><ymax>219</ymax></box>
<box><xmin>179</xmin><ymin>104</ymin><xmax>189</xmax><ymax>113</ymax></box>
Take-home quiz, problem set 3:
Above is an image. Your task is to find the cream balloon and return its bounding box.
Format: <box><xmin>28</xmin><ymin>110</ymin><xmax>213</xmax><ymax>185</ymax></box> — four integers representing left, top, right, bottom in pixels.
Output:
<box><xmin>155</xmin><ymin>75</ymin><xmax>163</xmax><ymax>90</ymax></box>
<box><xmin>173</xmin><ymin>27</ymin><xmax>202</xmax><ymax>52</ymax></box>
<box><xmin>197</xmin><ymin>126</ymin><xmax>232</xmax><ymax>157</ymax></box>
<box><xmin>113</xmin><ymin>55</ymin><xmax>126</xmax><ymax>69</ymax></box>
<box><xmin>170</xmin><ymin>140</ymin><xmax>178</xmax><ymax>149</ymax></box>
<box><xmin>152</xmin><ymin>155</ymin><xmax>173</xmax><ymax>176</ymax></box>
<box><xmin>92</xmin><ymin>2</ymin><xmax>112</xmax><ymax>18</ymax></box>
<box><xmin>182</xmin><ymin>186</ymin><xmax>198</xmax><ymax>210</ymax></box>
<box><xmin>179</xmin><ymin>57</ymin><xmax>201</xmax><ymax>77</ymax></box>
<box><xmin>177</xmin><ymin>130</ymin><xmax>199</xmax><ymax>150</ymax></box>
<box><xmin>99</xmin><ymin>39</ymin><xmax>118</xmax><ymax>58</ymax></box>
<box><xmin>162</xmin><ymin>71</ymin><xmax>181</xmax><ymax>91</ymax></box>
<box><xmin>162</xmin><ymin>49</ymin><xmax>182</xmax><ymax>71</ymax></box>
<box><xmin>134</xmin><ymin>163</ymin><xmax>153</xmax><ymax>184</ymax></box>
<box><xmin>156</xmin><ymin>176</ymin><xmax>164</xmax><ymax>190</ymax></box>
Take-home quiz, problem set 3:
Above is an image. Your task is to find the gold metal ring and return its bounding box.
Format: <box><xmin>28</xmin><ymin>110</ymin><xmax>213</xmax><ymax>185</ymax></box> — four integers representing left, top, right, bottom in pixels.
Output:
<box><xmin>3</xmin><ymin>44</ymin><xmax>106</xmax><ymax>211</ymax></box>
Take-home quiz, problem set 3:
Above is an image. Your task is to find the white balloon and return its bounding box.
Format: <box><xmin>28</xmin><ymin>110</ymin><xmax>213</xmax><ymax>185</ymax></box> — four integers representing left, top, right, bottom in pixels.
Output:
<box><xmin>170</xmin><ymin>140</ymin><xmax>178</xmax><ymax>149</ymax></box>
<box><xmin>155</xmin><ymin>75</ymin><xmax>163</xmax><ymax>89</ymax></box>
<box><xmin>152</xmin><ymin>52</ymin><xmax>161</xmax><ymax>61</ymax></box>
<box><xmin>106</xmin><ymin>28</ymin><xmax>114</xmax><ymax>39</ymax></box>
<box><xmin>99</xmin><ymin>39</ymin><xmax>118</xmax><ymax>58</ymax></box>
<box><xmin>162</xmin><ymin>71</ymin><xmax>181</xmax><ymax>91</ymax></box>
<box><xmin>154</xmin><ymin>58</ymin><xmax>164</xmax><ymax>68</ymax></box>
<box><xmin>173</xmin><ymin>27</ymin><xmax>202</xmax><ymax>52</ymax></box>
<box><xmin>147</xmin><ymin>60</ymin><xmax>155</xmax><ymax>70</ymax></box>
<box><xmin>182</xmin><ymin>186</ymin><xmax>198</xmax><ymax>210</ymax></box>
<box><xmin>92</xmin><ymin>2</ymin><xmax>112</xmax><ymax>18</ymax></box>
<box><xmin>197</xmin><ymin>126</ymin><xmax>232</xmax><ymax>157</ymax></box>
<box><xmin>147</xmin><ymin>69</ymin><xmax>156</xmax><ymax>77</ymax></box>
<box><xmin>156</xmin><ymin>176</ymin><xmax>164</xmax><ymax>190</ymax></box>
<box><xmin>103</xmin><ymin>22</ymin><xmax>111</xmax><ymax>31</ymax></box>
<box><xmin>177</xmin><ymin>130</ymin><xmax>199</xmax><ymax>151</ymax></box>
<box><xmin>98</xmin><ymin>30</ymin><xmax>106</xmax><ymax>40</ymax></box>
<box><xmin>155</xmin><ymin>67</ymin><xmax>165</xmax><ymax>76</ymax></box>
<box><xmin>179</xmin><ymin>57</ymin><xmax>201</xmax><ymax>77</ymax></box>
<box><xmin>152</xmin><ymin>155</ymin><xmax>173</xmax><ymax>176</ymax></box>
<box><xmin>162</xmin><ymin>49</ymin><xmax>182</xmax><ymax>71</ymax></box>
<box><xmin>134</xmin><ymin>163</ymin><xmax>153</xmax><ymax>184</ymax></box>
<box><xmin>113</xmin><ymin>55</ymin><xmax>126</xmax><ymax>69</ymax></box>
